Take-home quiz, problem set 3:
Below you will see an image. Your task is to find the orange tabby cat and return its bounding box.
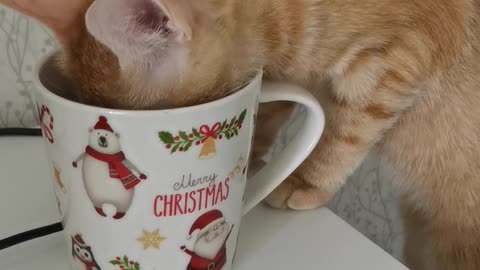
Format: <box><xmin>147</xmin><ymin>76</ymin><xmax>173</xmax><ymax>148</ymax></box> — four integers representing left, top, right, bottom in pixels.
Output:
<box><xmin>3</xmin><ymin>0</ymin><xmax>480</xmax><ymax>269</ymax></box>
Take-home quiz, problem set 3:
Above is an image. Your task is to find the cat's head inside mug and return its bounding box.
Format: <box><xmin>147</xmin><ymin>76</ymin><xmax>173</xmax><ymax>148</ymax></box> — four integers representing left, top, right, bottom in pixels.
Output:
<box><xmin>35</xmin><ymin>0</ymin><xmax>260</xmax><ymax>110</ymax></box>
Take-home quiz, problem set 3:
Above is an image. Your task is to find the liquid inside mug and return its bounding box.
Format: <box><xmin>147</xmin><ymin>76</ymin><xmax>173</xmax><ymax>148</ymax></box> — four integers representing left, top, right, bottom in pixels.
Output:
<box><xmin>33</xmin><ymin>52</ymin><xmax>325</xmax><ymax>270</ymax></box>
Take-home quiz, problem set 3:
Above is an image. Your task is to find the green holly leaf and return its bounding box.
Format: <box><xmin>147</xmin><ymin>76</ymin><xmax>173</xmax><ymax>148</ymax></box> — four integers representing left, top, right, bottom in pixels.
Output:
<box><xmin>220</xmin><ymin>120</ymin><xmax>227</xmax><ymax>131</ymax></box>
<box><xmin>134</xmin><ymin>262</ymin><xmax>140</xmax><ymax>270</ymax></box>
<box><xmin>229</xmin><ymin>116</ymin><xmax>237</xmax><ymax>128</ymax></box>
<box><xmin>192</xmin><ymin>128</ymin><xmax>200</xmax><ymax>138</ymax></box>
<box><xmin>159</xmin><ymin>131</ymin><xmax>174</xmax><ymax>144</ymax></box>
<box><xmin>238</xmin><ymin>109</ymin><xmax>247</xmax><ymax>125</ymax></box>
<box><xmin>233</xmin><ymin>128</ymin><xmax>238</xmax><ymax>136</ymax></box>
<box><xmin>184</xmin><ymin>141</ymin><xmax>193</xmax><ymax>151</ymax></box>
<box><xmin>171</xmin><ymin>143</ymin><xmax>180</xmax><ymax>154</ymax></box>
<box><xmin>179</xmin><ymin>131</ymin><xmax>189</xmax><ymax>140</ymax></box>
<box><xmin>123</xmin><ymin>256</ymin><xmax>129</xmax><ymax>266</ymax></box>
<box><xmin>226</xmin><ymin>132</ymin><xmax>231</xmax><ymax>139</ymax></box>
<box><xmin>110</xmin><ymin>260</ymin><xmax>121</xmax><ymax>265</ymax></box>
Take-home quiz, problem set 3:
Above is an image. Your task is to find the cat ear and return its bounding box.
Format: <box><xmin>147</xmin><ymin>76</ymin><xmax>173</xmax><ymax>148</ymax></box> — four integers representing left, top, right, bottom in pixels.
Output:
<box><xmin>153</xmin><ymin>0</ymin><xmax>195</xmax><ymax>41</ymax></box>
<box><xmin>85</xmin><ymin>0</ymin><xmax>197</xmax><ymax>69</ymax></box>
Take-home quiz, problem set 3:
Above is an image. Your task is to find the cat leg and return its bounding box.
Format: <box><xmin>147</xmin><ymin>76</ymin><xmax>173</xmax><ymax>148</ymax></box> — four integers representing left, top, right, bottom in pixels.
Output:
<box><xmin>401</xmin><ymin>200</ymin><xmax>428</xmax><ymax>270</ymax></box>
<box><xmin>415</xmin><ymin>218</ymin><xmax>480</xmax><ymax>270</ymax></box>
<box><xmin>266</xmin><ymin>40</ymin><xmax>427</xmax><ymax>210</ymax></box>
<box><xmin>422</xmin><ymin>207</ymin><xmax>480</xmax><ymax>270</ymax></box>
<box><xmin>401</xmin><ymin>194</ymin><xmax>480</xmax><ymax>270</ymax></box>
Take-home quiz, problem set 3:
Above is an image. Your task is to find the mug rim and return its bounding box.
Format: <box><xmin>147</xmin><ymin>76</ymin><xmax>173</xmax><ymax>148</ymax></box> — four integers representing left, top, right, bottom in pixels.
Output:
<box><xmin>34</xmin><ymin>50</ymin><xmax>263</xmax><ymax>115</ymax></box>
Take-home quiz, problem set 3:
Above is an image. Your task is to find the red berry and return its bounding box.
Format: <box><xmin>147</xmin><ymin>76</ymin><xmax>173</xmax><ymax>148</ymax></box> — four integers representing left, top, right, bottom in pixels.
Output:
<box><xmin>116</xmin><ymin>257</ymin><xmax>121</xmax><ymax>261</ymax></box>
<box><xmin>189</xmin><ymin>134</ymin><xmax>193</xmax><ymax>138</ymax></box>
<box><xmin>195</xmin><ymin>141</ymin><xmax>200</xmax><ymax>145</ymax></box>
<box><xmin>235</xmin><ymin>120</ymin><xmax>239</xmax><ymax>125</ymax></box>
<box><xmin>175</xmin><ymin>136</ymin><xmax>180</xmax><ymax>141</ymax></box>
<box><xmin>179</xmin><ymin>147</ymin><xmax>184</xmax><ymax>152</ymax></box>
<box><xmin>225</xmin><ymin>124</ymin><xmax>229</xmax><ymax>128</ymax></box>
<box><xmin>120</xmin><ymin>266</ymin><xmax>124</xmax><ymax>269</ymax></box>
<box><xmin>130</xmin><ymin>261</ymin><xmax>134</xmax><ymax>265</ymax></box>
<box><xmin>219</xmin><ymin>135</ymin><xmax>223</xmax><ymax>139</ymax></box>
<box><xmin>166</xmin><ymin>144</ymin><xmax>171</xmax><ymax>149</ymax></box>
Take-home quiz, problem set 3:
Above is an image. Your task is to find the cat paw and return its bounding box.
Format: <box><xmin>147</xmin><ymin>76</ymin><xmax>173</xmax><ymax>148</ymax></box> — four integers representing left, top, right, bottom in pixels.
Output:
<box><xmin>265</xmin><ymin>175</ymin><xmax>333</xmax><ymax>210</ymax></box>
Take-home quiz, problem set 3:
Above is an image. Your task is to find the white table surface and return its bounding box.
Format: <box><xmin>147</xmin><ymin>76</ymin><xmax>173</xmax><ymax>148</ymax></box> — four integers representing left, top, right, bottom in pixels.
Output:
<box><xmin>0</xmin><ymin>137</ymin><xmax>408</xmax><ymax>270</ymax></box>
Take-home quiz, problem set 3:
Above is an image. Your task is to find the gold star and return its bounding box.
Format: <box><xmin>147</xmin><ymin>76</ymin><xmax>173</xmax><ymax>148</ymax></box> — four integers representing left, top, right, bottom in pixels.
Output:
<box><xmin>53</xmin><ymin>166</ymin><xmax>65</xmax><ymax>193</ymax></box>
<box><xmin>137</xmin><ymin>229</ymin><xmax>166</xmax><ymax>250</ymax></box>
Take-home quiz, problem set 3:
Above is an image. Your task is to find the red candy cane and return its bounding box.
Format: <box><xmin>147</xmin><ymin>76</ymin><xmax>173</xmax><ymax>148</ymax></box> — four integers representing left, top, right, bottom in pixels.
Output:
<box><xmin>37</xmin><ymin>105</ymin><xmax>54</xmax><ymax>144</ymax></box>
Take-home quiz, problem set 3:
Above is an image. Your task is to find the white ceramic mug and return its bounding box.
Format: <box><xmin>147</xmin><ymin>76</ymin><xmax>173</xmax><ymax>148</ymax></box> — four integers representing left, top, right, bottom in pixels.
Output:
<box><xmin>33</xmin><ymin>53</ymin><xmax>325</xmax><ymax>270</ymax></box>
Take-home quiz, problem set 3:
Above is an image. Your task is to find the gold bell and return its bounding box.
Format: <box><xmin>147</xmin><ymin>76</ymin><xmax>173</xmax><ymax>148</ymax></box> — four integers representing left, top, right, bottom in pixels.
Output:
<box><xmin>198</xmin><ymin>137</ymin><xmax>217</xmax><ymax>159</ymax></box>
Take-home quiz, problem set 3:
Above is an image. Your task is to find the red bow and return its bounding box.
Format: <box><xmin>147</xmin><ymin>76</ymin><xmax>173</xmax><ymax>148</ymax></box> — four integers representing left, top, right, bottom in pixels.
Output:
<box><xmin>199</xmin><ymin>122</ymin><xmax>221</xmax><ymax>142</ymax></box>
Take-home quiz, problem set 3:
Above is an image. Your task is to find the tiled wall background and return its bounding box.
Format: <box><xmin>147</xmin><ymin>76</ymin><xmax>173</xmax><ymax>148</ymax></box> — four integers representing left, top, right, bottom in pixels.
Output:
<box><xmin>0</xmin><ymin>7</ymin><xmax>404</xmax><ymax>262</ymax></box>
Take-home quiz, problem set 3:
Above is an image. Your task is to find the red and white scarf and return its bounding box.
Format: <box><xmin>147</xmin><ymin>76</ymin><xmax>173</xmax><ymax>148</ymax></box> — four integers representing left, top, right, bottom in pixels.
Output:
<box><xmin>86</xmin><ymin>146</ymin><xmax>141</xmax><ymax>190</ymax></box>
<box><xmin>75</xmin><ymin>255</ymin><xmax>98</xmax><ymax>270</ymax></box>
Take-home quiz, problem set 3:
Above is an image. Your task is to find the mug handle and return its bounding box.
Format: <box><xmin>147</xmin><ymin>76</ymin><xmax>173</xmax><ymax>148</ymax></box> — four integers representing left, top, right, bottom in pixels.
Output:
<box><xmin>242</xmin><ymin>81</ymin><xmax>325</xmax><ymax>215</ymax></box>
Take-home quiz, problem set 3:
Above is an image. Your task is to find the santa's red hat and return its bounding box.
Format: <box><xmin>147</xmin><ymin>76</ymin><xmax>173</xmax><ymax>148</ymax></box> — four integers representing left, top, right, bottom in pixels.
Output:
<box><xmin>73</xmin><ymin>234</ymin><xmax>86</xmax><ymax>247</ymax></box>
<box><xmin>188</xmin><ymin>209</ymin><xmax>225</xmax><ymax>240</ymax></box>
<box><xmin>93</xmin><ymin>116</ymin><xmax>113</xmax><ymax>132</ymax></box>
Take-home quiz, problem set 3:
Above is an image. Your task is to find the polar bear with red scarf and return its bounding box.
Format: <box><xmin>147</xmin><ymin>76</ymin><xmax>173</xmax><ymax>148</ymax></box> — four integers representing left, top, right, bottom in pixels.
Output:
<box><xmin>73</xmin><ymin>116</ymin><xmax>147</xmax><ymax>219</ymax></box>
<box><xmin>181</xmin><ymin>210</ymin><xmax>234</xmax><ymax>270</ymax></box>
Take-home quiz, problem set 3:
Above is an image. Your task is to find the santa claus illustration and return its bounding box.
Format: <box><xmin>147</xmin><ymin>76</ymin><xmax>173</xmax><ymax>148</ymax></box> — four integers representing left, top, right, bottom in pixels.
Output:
<box><xmin>181</xmin><ymin>209</ymin><xmax>234</xmax><ymax>270</ymax></box>
<box><xmin>72</xmin><ymin>116</ymin><xmax>147</xmax><ymax>219</ymax></box>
